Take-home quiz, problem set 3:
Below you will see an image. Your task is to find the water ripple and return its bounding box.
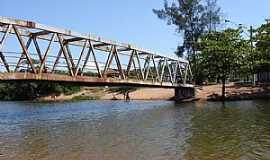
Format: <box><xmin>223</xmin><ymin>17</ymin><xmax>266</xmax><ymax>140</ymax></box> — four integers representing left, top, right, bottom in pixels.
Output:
<box><xmin>0</xmin><ymin>100</ymin><xmax>270</xmax><ymax>159</ymax></box>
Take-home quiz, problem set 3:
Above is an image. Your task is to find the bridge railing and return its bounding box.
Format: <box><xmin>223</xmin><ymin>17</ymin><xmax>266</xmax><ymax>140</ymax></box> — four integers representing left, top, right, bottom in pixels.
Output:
<box><xmin>0</xmin><ymin>17</ymin><xmax>193</xmax><ymax>87</ymax></box>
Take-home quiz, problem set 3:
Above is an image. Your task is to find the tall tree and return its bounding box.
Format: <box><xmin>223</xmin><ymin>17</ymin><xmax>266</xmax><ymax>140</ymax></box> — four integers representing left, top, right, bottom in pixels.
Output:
<box><xmin>153</xmin><ymin>0</ymin><xmax>221</xmax><ymax>57</ymax></box>
<box><xmin>204</xmin><ymin>0</ymin><xmax>221</xmax><ymax>32</ymax></box>
<box><xmin>153</xmin><ymin>0</ymin><xmax>221</xmax><ymax>84</ymax></box>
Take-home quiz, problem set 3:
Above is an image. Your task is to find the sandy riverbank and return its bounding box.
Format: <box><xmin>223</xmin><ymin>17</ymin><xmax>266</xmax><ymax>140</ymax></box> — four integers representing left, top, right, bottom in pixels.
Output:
<box><xmin>38</xmin><ymin>88</ymin><xmax>175</xmax><ymax>101</ymax></box>
<box><xmin>37</xmin><ymin>83</ymin><xmax>270</xmax><ymax>102</ymax></box>
<box><xmin>197</xmin><ymin>83</ymin><xmax>270</xmax><ymax>101</ymax></box>
<box><xmin>101</xmin><ymin>88</ymin><xmax>175</xmax><ymax>100</ymax></box>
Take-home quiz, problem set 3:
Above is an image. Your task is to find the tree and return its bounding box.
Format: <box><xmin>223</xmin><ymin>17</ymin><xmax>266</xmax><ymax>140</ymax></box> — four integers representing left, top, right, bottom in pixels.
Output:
<box><xmin>0</xmin><ymin>82</ymin><xmax>82</xmax><ymax>100</ymax></box>
<box><xmin>153</xmin><ymin>0</ymin><xmax>221</xmax><ymax>84</ymax></box>
<box><xmin>153</xmin><ymin>0</ymin><xmax>221</xmax><ymax>57</ymax></box>
<box><xmin>254</xmin><ymin>20</ymin><xmax>270</xmax><ymax>72</ymax></box>
<box><xmin>204</xmin><ymin>0</ymin><xmax>221</xmax><ymax>32</ymax></box>
<box><xmin>198</xmin><ymin>28</ymin><xmax>249</xmax><ymax>99</ymax></box>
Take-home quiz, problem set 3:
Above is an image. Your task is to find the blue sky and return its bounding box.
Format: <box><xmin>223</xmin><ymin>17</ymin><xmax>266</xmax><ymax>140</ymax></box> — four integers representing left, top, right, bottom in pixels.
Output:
<box><xmin>1</xmin><ymin>0</ymin><xmax>270</xmax><ymax>57</ymax></box>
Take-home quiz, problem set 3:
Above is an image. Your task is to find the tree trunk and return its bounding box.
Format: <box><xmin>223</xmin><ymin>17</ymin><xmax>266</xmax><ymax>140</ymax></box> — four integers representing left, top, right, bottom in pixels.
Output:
<box><xmin>222</xmin><ymin>77</ymin><xmax>226</xmax><ymax>100</ymax></box>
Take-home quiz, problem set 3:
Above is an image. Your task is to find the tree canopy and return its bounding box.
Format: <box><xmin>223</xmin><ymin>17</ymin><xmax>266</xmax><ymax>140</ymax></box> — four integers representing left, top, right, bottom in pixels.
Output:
<box><xmin>153</xmin><ymin>0</ymin><xmax>221</xmax><ymax>57</ymax></box>
<box><xmin>196</xmin><ymin>28</ymin><xmax>249</xmax><ymax>98</ymax></box>
<box><xmin>254</xmin><ymin>21</ymin><xmax>270</xmax><ymax>72</ymax></box>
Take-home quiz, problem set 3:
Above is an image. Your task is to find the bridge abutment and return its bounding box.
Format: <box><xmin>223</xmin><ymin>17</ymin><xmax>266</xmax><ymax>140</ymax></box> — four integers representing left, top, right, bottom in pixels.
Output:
<box><xmin>174</xmin><ymin>87</ymin><xmax>195</xmax><ymax>101</ymax></box>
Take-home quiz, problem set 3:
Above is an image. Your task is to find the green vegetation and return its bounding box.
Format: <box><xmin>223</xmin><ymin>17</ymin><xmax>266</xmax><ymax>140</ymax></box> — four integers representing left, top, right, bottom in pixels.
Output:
<box><xmin>1</xmin><ymin>1</ymin><xmax>270</xmax><ymax>101</ymax></box>
<box><xmin>153</xmin><ymin>0</ymin><xmax>221</xmax><ymax>57</ymax></box>
<box><xmin>197</xmin><ymin>28</ymin><xmax>249</xmax><ymax>98</ymax></box>
<box><xmin>71</xmin><ymin>95</ymin><xmax>98</xmax><ymax>101</ymax></box>
<box><xmin>254</xmin><ymin>22</ymin><xmax>270</xmax><ymax>72</ymax></box>
<box><xmin>196</xmin><ymin>21</ymin><xmax>270</xmax><ymax>99</ymax></box>
<box><xmin>155</xmin><ymin>0</ymin><xmax>270</xmax><ymax>99</ymax></box>
<box><xmin>0</xmin><ymin>82</ymin><xmax>81</xmax><ymax>101</ymax></box>
<box><xmin>0</xmin><ymin>70</ymin><xmax>100</xmax><ymax>101</ymax></box>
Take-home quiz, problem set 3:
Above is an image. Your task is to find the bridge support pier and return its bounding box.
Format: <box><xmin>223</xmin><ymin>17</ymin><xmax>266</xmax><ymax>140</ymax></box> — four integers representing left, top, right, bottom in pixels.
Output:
<box><xmin>174</xmin><ymin>87</ymin><xmax>195</xmax><ymax>101</ymax></box>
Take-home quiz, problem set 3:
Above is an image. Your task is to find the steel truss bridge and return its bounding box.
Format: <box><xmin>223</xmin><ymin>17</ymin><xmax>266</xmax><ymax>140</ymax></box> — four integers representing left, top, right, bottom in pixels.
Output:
<box><xmin>0</xmin><ymin>17</ymin><xmax>193</xmax><ymax>89</ymax></box>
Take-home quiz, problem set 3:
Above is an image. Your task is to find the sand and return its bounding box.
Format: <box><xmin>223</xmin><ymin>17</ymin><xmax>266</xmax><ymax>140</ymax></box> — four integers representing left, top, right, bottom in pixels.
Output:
<box><xmin>102</xmin><ymin>88</ymin><xmax>175</xmax><ymax>100</ymax></box>
<box><xmin>38</xmin><ymin>83</ymin><xmax>270</xmax><ymax>101</ymax></box>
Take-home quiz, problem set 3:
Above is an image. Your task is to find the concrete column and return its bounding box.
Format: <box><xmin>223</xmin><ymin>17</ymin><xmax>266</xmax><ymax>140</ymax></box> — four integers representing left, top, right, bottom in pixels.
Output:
<box><xmin>174</xmin><ymin>87</ymin><xmax>195</xmax><ymax>101</ymax></box>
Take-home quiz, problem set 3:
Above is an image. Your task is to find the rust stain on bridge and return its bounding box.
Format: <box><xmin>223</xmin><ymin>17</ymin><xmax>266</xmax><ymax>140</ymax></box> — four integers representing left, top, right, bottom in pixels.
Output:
<box><xmin>0</xmin><ymin>17</ymin><xmax>193</xmax><ymax>88</ymax></box>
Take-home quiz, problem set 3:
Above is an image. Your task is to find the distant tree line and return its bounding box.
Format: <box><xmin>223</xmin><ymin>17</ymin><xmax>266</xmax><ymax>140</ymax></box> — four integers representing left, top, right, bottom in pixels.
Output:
<box><xmin>0</xmin><ymin>82</ymin><xmax>81</xmax><ymax>100</ymax></box>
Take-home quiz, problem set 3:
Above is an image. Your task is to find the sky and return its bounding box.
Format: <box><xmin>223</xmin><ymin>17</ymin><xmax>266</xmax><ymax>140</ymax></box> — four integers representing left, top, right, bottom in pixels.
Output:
<box><xmin>1</xmin><ymin>0</ymin><xmax>270</xmax><ymax>58</ymax></box>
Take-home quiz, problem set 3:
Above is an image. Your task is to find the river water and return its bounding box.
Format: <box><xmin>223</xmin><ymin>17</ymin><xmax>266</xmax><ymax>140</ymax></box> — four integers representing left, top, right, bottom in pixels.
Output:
<box><xmin>0</xmin><ymin>100</ymin><xmax>270</xmax><ymax>160</ymax></box>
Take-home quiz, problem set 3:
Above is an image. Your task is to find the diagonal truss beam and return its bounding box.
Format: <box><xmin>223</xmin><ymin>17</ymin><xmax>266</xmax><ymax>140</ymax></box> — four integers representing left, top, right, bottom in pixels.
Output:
<box><xmin>57</xmin><ymin>34</ymin><xmax>75</xmax><ymax>76</ymax></box>
<box><xmin>0</xmin><ymin>17</ymin><xmax>193</xmax><ymax>87</ymax></box>
<box><xmin>0</xmin><ymin>24</ymin><xmax>11</xmax><ymax>72</ymax></box>
<box><xmin>103</xmin><ymin>45</ymin><xmax>125</xmax><ymax>79</ymax></box>
<box><xmin>13</xmin><ymin>25</ymin><xmax>37</xmax><ymax>74</ymax></box>
<box><xmin>80</xmin><ymin>40</ymin><xmax>102</xmax><ymax>78</ymax></box>
<box><xmin>39</xmin><ymin>33</ymin><xmax>56</xmax><ymax>73</ymax></box>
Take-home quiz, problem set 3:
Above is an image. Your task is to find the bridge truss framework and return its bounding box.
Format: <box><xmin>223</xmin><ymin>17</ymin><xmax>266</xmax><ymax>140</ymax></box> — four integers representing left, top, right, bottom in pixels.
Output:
<box><xmin>0</xmin><ymin>17</ymin><xmax>193</xmax><ymax>88</ymax></box>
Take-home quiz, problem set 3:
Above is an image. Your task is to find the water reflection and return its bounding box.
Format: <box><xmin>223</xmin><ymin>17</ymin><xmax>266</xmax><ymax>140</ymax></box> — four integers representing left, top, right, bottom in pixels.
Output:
<box><xmin>185</xmin><ymin>101</ymin><xmax>270</xmax><ymax>160</ymax></box>
<box><xmin>0</xmin><ymin>100</ymin><xmax>270</xmax><ymax>160</ymax></box>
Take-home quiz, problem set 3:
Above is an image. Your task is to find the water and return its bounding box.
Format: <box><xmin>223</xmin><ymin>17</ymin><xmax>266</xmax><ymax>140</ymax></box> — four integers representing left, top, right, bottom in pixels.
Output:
<box><xmin>0</xmin><ymin>100</ymin><xmax>270</xmax><ymax>160</ymax></box>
